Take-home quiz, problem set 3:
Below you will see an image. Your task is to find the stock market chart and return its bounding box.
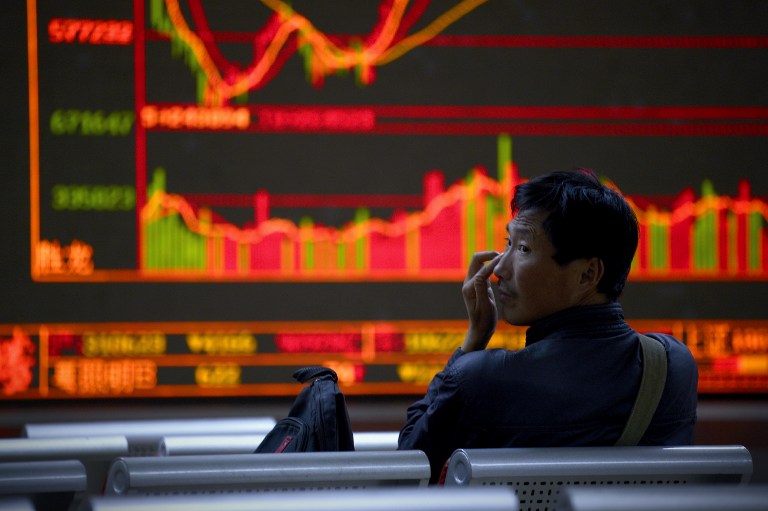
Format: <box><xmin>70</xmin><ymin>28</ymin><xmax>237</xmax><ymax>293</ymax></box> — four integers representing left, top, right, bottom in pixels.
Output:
<box><xmin>2</xmin><ymin>0</ymin><xmax>768</xmax><ymax>399</ymax></box>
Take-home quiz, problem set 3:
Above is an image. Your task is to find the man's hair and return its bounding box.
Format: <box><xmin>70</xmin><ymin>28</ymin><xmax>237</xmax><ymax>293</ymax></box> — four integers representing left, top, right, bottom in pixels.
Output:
<box><xmin>511</xmin><ymin>169</ymin><xmax>639</xmax><ymax>300</ymax></box>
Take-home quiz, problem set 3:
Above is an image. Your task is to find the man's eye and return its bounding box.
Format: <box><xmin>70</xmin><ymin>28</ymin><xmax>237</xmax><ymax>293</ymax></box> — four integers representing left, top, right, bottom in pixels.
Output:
<box><xmin>517</xmin><ymin>244</ymin><xmax>529</xmax><ymax>253</ymax></box>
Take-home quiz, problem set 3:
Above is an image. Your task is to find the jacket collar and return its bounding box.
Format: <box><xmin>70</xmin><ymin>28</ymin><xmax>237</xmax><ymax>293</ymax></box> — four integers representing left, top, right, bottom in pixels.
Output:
<box><xmin>525</xmin><ymin>302</ymin><xmax>631</xmax><ymax>346</ymax></box>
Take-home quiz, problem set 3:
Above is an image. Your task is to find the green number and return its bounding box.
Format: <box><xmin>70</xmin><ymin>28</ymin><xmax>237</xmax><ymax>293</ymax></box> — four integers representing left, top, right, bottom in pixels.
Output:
<box><xmin>50</xmin><ymin>109</ymin><xmax>134</xmax><ymax>136</ymax></box>
<box><xmin>51</xmin><ymin>184</ymin><xmax>137</xmax><ymax>211</ymax></box>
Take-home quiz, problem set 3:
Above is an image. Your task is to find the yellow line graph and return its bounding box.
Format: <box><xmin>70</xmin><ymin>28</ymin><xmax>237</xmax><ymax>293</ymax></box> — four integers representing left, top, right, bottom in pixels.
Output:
<box><xmin>161</xmin><ymin>0</ymin><xmax>489</xmax><ymax>105</ymax></box>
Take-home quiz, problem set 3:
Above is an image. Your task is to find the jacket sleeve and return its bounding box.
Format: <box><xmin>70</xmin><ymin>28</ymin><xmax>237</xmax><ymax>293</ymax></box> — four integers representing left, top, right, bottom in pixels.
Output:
<box><xmin>397</xmin><ymin>348</ymin><xmax>466</xmax><ymax>483</ymax></box>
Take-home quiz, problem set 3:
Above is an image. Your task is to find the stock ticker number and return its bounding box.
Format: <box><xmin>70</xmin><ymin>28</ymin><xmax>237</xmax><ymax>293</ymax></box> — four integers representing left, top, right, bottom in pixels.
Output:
<box><xmin>52</xmin><ymin>184</ymin><xmax>135</xmax><ymax>211</ymax></box>
<box><xmin>50</xmin><ymin>109</ymin><xmax>135</xmax><ymax>137</ymax></box>
<box><xmin>48</xmin><ymin>18</ymin><xmax>132</xmax><ymax>45</ymax></box>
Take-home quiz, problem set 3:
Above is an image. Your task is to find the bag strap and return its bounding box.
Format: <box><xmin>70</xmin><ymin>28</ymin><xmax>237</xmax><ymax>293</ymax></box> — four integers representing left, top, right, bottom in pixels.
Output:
<box><xmin>614</xmin><ymin>334</ymin><xmax>668</xmax><ymax>446</ymax></box>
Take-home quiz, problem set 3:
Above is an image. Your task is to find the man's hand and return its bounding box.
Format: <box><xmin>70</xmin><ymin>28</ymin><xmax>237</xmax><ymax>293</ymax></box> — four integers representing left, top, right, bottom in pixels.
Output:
<box><xmin>461</xmin><ymin>251</ymin><xmax>501</xmax><ymax>352</ymax></box>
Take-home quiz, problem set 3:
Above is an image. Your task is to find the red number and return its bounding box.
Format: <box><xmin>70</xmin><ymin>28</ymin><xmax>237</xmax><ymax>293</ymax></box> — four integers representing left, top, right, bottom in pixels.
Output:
<box><xmin>47</xmin><ymin>18</ymin><xmax>133</xmax><ymax>45</ymax></box>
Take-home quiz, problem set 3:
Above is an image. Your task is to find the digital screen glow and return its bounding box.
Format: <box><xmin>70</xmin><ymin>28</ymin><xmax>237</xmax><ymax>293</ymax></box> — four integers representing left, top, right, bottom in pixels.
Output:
<box><xmin>4</xmin><ymin>0</ymin><xmax>767</xmax><ymax>399</ymax></box>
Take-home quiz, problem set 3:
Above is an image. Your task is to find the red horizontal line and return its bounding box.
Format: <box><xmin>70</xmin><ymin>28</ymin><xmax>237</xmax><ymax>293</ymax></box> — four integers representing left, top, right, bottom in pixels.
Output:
<box><xmin>45</xmin><ymin>353</ymin><xmax>451</xmax><ymax>367</ymax></box>
<box><xmin>426</xmin><ymin>35</ymin><xmax>768</xmax><ymax>48</ymax></box>
<box><xmin>146</xmin><ymin>30</ymin><xmax>768</xmax><ymax>48</ymax></box>
<box><xmin>188</xmin><ymin>193</ymin><xmax>767</xmax><ymax>211</ymax></box>
<box><xmin>368</xmin><ymin>122</ymin><xmax>768</xmax><ymax>136</ymax></box>
<box><xmin>9</xmin><ymin>319</ymin><xmax>768</xmax><ymax>335</ymax></box>
<box><xmin>252</xmin><ymin>105</ymin><xmax>768</xmax><ymax>120</ymax></box>
<box><xmin>154</xmin><ymin>122</ymin><xmax>768</xmax><ymax>136</ymax></box>
<box><xmin>173</xmin><ymin>193</ymin><xmax>766</xmax><ymax>214</ymax></box>
<box><xmin>145</xmin><ymin>104</ymin><xmax>768</xmax><ymax>134</ymax></box>
<box><xmin>221</xmin><ymin>122</ymin><xmax>768</xmax><ymax>136</ymax></box>
<box><xmin>271</xmin><ymin>194</ymin><xmax>422</xmax><ymax>208</ymax></box>
<box><xmin>184</xmin><ymin>193</ymin><xmax>424</xmax><ymax>209</ymax></box>
<box><xmin>30</xmin><ymin>269</ymin><xmax>768</xmax><ymax>284</ymax></box>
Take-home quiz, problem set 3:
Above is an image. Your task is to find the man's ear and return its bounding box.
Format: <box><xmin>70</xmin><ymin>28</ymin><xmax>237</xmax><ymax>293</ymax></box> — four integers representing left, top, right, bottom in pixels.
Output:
<box><xmin>579</xmin><ymin>257</ymin><xmax>604</xmax><ymax>288</ymax></box>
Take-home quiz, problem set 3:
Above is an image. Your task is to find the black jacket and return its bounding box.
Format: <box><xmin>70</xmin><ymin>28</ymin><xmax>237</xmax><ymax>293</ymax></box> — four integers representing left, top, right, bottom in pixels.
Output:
<box><xmin>398</xmin><ymin>302</ymin><xmax>699</xmax><ymax>482</ymax></box>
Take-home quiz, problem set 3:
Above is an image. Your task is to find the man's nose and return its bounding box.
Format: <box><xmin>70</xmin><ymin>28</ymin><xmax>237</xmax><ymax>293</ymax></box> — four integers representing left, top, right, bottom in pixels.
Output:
<box><xmin>493</xmin><ymin>250</ymin><xmax>511</xmax><ymax>280</ymax></box>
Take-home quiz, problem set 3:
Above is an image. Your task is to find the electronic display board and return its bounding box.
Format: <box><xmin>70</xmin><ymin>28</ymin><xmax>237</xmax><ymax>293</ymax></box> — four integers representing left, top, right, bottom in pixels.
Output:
<box><xmin>2</xmin><ymin>0</ymin><xmax>768</xmax><ymax>399</ymax></box>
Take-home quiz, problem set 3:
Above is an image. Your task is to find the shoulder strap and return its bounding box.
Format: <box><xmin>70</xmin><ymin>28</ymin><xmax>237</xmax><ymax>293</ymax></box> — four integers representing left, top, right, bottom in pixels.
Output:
<box><xmin>614</xmin><ymin>334</ymin><xmax>668</xmax><ymax>446</ymax></box>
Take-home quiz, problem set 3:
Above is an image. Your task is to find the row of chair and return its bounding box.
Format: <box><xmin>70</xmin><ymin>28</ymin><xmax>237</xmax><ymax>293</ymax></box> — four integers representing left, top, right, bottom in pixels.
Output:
<box><xmin>13</xmin><ymin>488</ymin><xmax>518</xmax><ymax>511</ymax></box>
<box><xmin>6</xmin><ymin>485</ymin><xmax>768</xmax><ymax>511</ymax></box>
<box><xmin>158</xmin><ymin>430</ymin><xmax>401</xmax><ymax>455</ymax></box>
<box><xmin>22</xmin><ymin>417</ymin><xmax>278</xmax><ymax>457</ymax></box>
<box><xmin>0</xmin><ymin>436</ymin><xmax>128</xmax><ymax>494</ymax></box>
<box><xmin>3</xmin><ymin>435</ymin><xmax>753</xmax><ymax>491</ymax></box>
<box><xmin>100</xmin><ymin>445</ymin><xmax>754</xmax><ymax>497</ymax></box>
<box><xmin>80</xmin><ymin>485</ymin><xmax>768</xmax><ymax>511</ymax></box>
<box><xmin>1</xmin><ymin>417</ymin><xmax>763</xmax><ymax>511</ymax></box>
<box><xmin>22</xmin><ymin>417</ymin><xmax>399</xmax><ymax>455</ymax></box>
<box><xmin>3</xmin><ymin>445</ymin><xmax>755</xmax><ymax>509</ymax></box>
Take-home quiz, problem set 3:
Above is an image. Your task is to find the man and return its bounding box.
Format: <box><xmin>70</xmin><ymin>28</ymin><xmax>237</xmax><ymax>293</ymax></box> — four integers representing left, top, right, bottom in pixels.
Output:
<box><xmin>398</xmin><ymin>170</ymin><xmax>698</xmax><ymax>483</ymax></box>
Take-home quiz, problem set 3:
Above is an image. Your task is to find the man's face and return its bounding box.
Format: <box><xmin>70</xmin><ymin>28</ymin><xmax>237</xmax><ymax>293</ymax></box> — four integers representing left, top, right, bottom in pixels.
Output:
<box><xmin>492</xmin><ymin>209</ymin><xmax>590</xmax><ymax>326</ymax></box>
